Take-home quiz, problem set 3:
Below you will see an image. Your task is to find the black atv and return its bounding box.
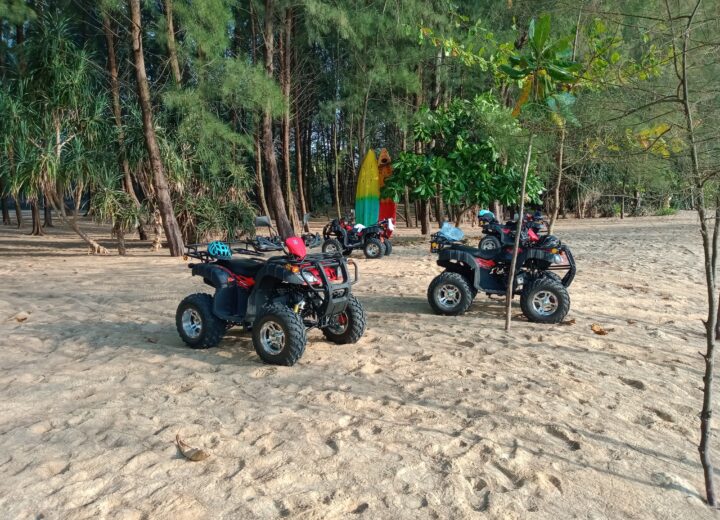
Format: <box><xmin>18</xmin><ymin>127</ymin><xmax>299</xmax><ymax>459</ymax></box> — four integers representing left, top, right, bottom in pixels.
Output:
<box><xmin>321</xmin><ymin>216</ymin><xmax>394</xmax><ymax>259</ymax></box>
<box><xmin>428</xmin><ymin>225</ymin><xmax>576</xmax><ymax>323</ymax></box>
<box><xmin>478</xmin><ymin>210</ymin><xmax>546</xmax><ymax>252</ymax></box>
<box><xmin>176</xmin><ymin>236</ymin><xmax>365</xmax><ymax>366</ymax></box>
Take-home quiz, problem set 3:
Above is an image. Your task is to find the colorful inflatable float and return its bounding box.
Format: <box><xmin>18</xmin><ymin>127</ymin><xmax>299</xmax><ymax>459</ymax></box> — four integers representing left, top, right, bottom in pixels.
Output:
<box><xmin>355</xmin><ymin>150</ymin><xmax>380</xmax><ymax>227</ymax></box>
<box><xmin>355</xmin><ymin>148</ymin><xmax>396</xmax><ymax>227</ymax></box>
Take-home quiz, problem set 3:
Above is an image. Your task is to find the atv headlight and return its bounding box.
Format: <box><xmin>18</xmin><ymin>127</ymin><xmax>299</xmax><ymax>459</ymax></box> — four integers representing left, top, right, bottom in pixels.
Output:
<box><xmin>553</xmin><ymin>254</ymin><xmax>563</xmax><ymax>264</ymax></box>
<box><xmin>303</xmin><ymin>272</ymin><xmax>319</xmax><ymax>284</ymax></box>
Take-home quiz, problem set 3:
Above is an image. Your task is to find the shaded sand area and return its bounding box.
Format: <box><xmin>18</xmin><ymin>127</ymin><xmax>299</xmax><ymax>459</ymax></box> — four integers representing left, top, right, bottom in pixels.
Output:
<box><xmin>0</xmin><ymin>212</ymin><xmax>718</xmax><ymax>519</ymax></box>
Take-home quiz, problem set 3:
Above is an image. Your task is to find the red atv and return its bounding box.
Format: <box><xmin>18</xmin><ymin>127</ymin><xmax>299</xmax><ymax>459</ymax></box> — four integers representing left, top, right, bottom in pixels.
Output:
<box><xmin>176</xmin><ymin>236</ymin><xmax>366</xmax><ymax>366</ymax></box>
<box><xmin>321</xmin><ymin>216</ymin><xmax>395</xmax><ymax>259</ymax></box>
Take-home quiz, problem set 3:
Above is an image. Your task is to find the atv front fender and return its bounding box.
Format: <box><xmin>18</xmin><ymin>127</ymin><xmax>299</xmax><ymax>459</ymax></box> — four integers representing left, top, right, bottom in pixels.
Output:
<box><xmin>437</xmin><ymin>249</ymin><xmax>481</xmax><ymax>289</ymax></box>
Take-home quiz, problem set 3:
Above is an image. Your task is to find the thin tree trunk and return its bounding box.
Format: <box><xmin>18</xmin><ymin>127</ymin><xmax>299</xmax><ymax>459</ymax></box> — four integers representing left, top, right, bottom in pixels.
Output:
<box><xmin>419</xmin><ymin>200</ymin><xmax>430</xmax><ymax>235</ymax></box>
<box><xmin>678</xmin><ymin>0</ymin><xmax>716</xmax><ymax>504</ymax></box>
<box><xmin>548</xmin><ymin>126</ymin><xmax>565</xmax><ymax>234</ymax></box>
<box><xmin>261</xmin><ymin>0</ymin><xmax>293</xmax><ymax>238</ymax></box>
<box><xmin>129</xmin><ymin>0</ymin><xmax>184</xmax><ymax>256</ymax></box>
<box><xmin>164</xmin><ymin>0</ymin><xmax>182</xmax><ymax>85</ymax></box>
<box><xmin>102</xmin><ymin>11</ymin><xmax>147</xmax><ymax>240</ymax></box>
<box><xmin>280</xmin><ymin>8</ymin><xmax>300</xmax><ymax>233</ymax></box>
<box><xmin>505</xmin><ymin>136</ymin><xmax>534</xmax><ymax>331</ymax></box>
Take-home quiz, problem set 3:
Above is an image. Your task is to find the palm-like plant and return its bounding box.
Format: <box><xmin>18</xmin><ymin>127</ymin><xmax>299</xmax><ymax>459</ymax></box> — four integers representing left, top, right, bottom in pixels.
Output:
<box><xmin>500</xmin><ymin>15</ymin><xmax>580</xmax><ymax>117</ymax></box>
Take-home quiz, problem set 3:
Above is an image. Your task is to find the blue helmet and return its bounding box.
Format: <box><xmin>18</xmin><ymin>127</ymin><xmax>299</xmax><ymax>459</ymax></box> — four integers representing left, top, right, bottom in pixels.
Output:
<box><xmin>208</xmin><ymin>241</ymin><xmax>232</xmax><ymax>260</ymax></box>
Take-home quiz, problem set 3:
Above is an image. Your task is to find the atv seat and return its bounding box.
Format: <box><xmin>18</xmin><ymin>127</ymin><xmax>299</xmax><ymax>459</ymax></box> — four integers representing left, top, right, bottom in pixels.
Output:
<box><xmin>452</xmin><ymin>245</ymin><xmax>499</xmax><ymax>260</ymax></box>
<box><xmin>218</xmin><ymin>258</ymin><xmax>265</xmax><ymax>277</ymax></box>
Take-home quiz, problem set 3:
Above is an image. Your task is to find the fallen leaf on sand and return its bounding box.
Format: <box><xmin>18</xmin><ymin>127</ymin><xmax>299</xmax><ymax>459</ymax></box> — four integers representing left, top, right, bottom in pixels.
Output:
<box><xmin>176</xmin><ymin>433</ymin><xmax>210</xmax><ymax>462</ymax></box>
<box><xmin>627</xmin><ymin>319</ymin><xmax>638</xmax><ymax>325</ymax></box>
<box><xmin>561</xmin><ymin>319</ymin><xmax>576</xmax><ymax>326</ymax></box>
<box><xmin>591</xmin><ymin>323</ymin><xmax>609</xmax><ymax>335</ymax></box>
<box><xmin>12</xmin><ymin>311</ymin><xmax>30</xmax><ymax>323</ymax></box>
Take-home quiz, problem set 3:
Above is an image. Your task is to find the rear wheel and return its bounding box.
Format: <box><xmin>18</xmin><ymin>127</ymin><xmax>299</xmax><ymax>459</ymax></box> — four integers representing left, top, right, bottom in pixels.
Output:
<box><xmin>479</xmin><ymin>235</ymin><xmax>501</xmax><ymax>251</ymax></box>
<box><xmin>176</xmin><ymin>293</ymin><xmax>227</xmax><ymax>349</ymax></box>
<box><xmin>252</xmin><ymin>306</ymin><xmax>307</xmax><ymax>366</ymax></box>
<box><xmin>363</xmin><ymin>237</ymin><xmax>384</xmax><ymax>259</ymax></box>
<box><xmin>383</xmin><ymin>239</ymin><xmax>393</xmax><ymax>256</ymax></box>
<box><xmin>322</xmin><ymin>238</ymin><xmax>343</xmax><ymax>254</ymax></box>
<box><xmin>427</xmin><ymin>272</ymin><xmax>474</xmax><ymax>316</ymax></box>
<box><xmin>322</xmin><ymin>295</ymin><xmax>366</xmax><ymax>344</ymax></box>
<box><xmin>520</xmin><ymin>277</ymin><xmax>570</xmax><ymax>324</ymax></box>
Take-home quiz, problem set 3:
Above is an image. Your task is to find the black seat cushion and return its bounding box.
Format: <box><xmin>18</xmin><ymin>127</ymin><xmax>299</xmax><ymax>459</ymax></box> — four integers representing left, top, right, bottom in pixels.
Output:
<box><xmin>452</xmin><ymin>245</ymin><xmax>500</xmax><ymax>260</ymax></box>
<box><xmin>218</xmin><ymin>258</ymin><xmax>265</xmax><ymax>277</ymax></box>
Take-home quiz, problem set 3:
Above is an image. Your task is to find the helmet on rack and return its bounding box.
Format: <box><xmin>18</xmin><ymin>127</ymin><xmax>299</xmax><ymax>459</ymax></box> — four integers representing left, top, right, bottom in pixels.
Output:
<box><xmin>207</xmin><ymin>240</ymin><xmax>232</xmax><ymax>260</ymax></box>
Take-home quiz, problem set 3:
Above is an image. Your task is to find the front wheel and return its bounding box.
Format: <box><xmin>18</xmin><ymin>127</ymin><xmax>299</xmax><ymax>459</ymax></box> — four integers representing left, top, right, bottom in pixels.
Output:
<box><xmin>383</xmin><ymin>239</ymin><xmax>393</xmax><ymax>256</ymax></box>
<box><xmin>322</xmin><ymin>238</ymin><xmax>344</xmax><ymax>254</ymax></box>
<box><xmin>363</xmin><ymin>237</ymin><xmax>384</xmax><ymax>259</ymax></box>
<box><xmin>519</xmin><ymin>277</ymin><xmax>570</xmax><ymax>324</ymax></box>
<box><xmin>322</xmin><ymin>295</ymin><xmax>366</xmax><ymax>344</ymax></box>
<box><xmin>427</xmin><ymin>272</ymin><xmax>474</xmax><ymax>316</ymax></box>
<box><xmin>479</xmin><ymin>235</ymin><xmax>501</xmax><ymax>251</ymax></box>
<box><xmin>176</xmin><ymin>293</ymin><xmax>227</xmax><ymax>349</ymax></box>
<box><xmin>252</xmin><ymin>306</ymin><xmax>307</xmax><ymax>366</ymax></box>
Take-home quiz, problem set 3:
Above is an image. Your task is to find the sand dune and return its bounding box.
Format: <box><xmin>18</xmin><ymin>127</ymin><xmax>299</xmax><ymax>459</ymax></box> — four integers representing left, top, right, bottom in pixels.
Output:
<box><xmin>0</xmin><ymin>212</ymin><xmax>717</xmax><ymax>519</ymax></box>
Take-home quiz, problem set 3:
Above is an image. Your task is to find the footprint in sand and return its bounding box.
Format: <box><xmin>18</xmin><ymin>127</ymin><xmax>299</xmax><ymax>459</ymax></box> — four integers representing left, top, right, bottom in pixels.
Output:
<box><xmin>646</xmin><ymin>407</ymin><xmax>675</xmax><ymax>423</ymax></box>
<box><xmin>545</xmin><ymin>424</ymin><xmax>581</xmax><ymax>451</ymax></box>
<box><xmin>619</xmin><ymin>377</ymin><xmax>646</xmax><ymax>390</ymax></box>
<box><xmin>251</xmin><ymin>366</ymin><xmax>278</xmax><ymax>378</ymax></box>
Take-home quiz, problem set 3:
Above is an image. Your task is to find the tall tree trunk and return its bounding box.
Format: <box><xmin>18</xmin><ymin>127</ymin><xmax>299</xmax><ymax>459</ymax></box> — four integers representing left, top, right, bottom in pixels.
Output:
<box><xmin>332</xmin><ymin>119</ymin><xmax>341</xmax><ymax>218</ymax></box>
<box><xmin>0</xmin><ymin>179</ymin><xmax>10</xmax><ymax>225</ymax></box>
<box><xmin>43</xmin><ymin>195</ymin><xmax>53</xmax><ymax>227</ymax></box>
<box><xmin>249</xmin><ymin>5</ymin><xmax>271</xmax><ymax>219</ymax></box>
<box><xmin>294</xmin><ymin>102</ymin><xmax>308</xmax><ymax>229</ymax></box>
<box><xmin>30</xmin><ymin>200</ymin><xmax>43</xmax><ymax>236</ymax></box>
<box><xmin>254</xmin><ymin>130</ymin><xmax>271</xmax><ymax>217</ymax></box>
<box><xmin>548</xmin><ymin>126</ymin><xmax>565</xmax><ymax>234</ymax></box>
<box><xmin>14</xmin><ymin>198</ymin><xmax>22</xmax><ymax>228</ymax></box>
<box><xmin>261</xmin><ymin>0</ymin><xmax>293</xmax><ymax>238</ymax></box>
<box><xmin>129</xmin><ymin>0</ymin><xmax>185</xmax><ymax>256</ymax></box>
<box><xmin>164</xmin><ymin>0</ymin><xmax>182</xmax><ymax>85</ymax></box>
<box><xmin>113</xmin><ymin>222</ymin><xmax>127</xmax><ymax>255</ymax></box>
<box><xmin>102</xmin><ymin>11</ymin><xmax>147</xmax><ymax>240</ymax></box>
<box><xmin>280</xmin><ymin>8</ymin><xmax>300</xmax><ymax>233</ymax></box>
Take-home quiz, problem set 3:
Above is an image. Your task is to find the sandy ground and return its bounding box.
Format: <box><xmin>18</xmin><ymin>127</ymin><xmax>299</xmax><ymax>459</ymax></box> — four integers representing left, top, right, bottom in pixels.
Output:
<box><xmin>0</xmin><ymin>211</ymin><xmax>718</xmax><ymax>519</ymax></box>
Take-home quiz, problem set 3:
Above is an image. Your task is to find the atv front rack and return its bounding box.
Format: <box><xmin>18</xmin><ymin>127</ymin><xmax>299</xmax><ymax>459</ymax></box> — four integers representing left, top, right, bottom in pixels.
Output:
<box><xmin>296</xmin><ymin>254</ymin><xmax>358</xmax><ymax>319</ymax></box>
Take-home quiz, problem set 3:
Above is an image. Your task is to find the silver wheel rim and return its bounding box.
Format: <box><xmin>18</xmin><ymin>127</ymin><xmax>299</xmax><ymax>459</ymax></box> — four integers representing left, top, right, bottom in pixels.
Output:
<box><xmin>437</xmin><ymin>283</ymin><xmax>462</xmax><ymax>309</ymax></box>
<box><xmin>325</xmin><ymin>242</ymin><xmax>339</xmax><ymax>252</ymax></box>
<box><xmin>366</xmin><ymin>243</ymin><xmax>380</xmax><ymax>257</ymax></box>
<box><xmin>259</xmin><ymin>320</ymin><xmax>285</xmax><ymax>355</ymax></box>
<box><xmin>327</xmin><ymin>313</ymin><xmax>349</xmax><ymax>334</ymax></box>
<box><xmin>182</xmin><ymin>308</ymin><xmax>203</xmax><ymax>339</ymax></box>
<box><xmin>481</xmin><ymin>239</ymin><xmax>498</xmax><ymax>250</ymax></box>
<box><xmin>531</xmin><ymin>290</ymin><xmax>559</xmax><ymax>316</ymax></box>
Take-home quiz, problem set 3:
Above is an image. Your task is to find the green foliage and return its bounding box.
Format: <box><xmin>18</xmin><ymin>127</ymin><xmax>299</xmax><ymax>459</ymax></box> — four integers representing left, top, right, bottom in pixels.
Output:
<box><xmin>499</xmin><ymin>14</ymin><xmax>581</xmax><ymax>116</ymax></box>
<box><xmin>384</xmin><ymin>94</ymin><xmax>543</xmax><ymax>209</ymax></box>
